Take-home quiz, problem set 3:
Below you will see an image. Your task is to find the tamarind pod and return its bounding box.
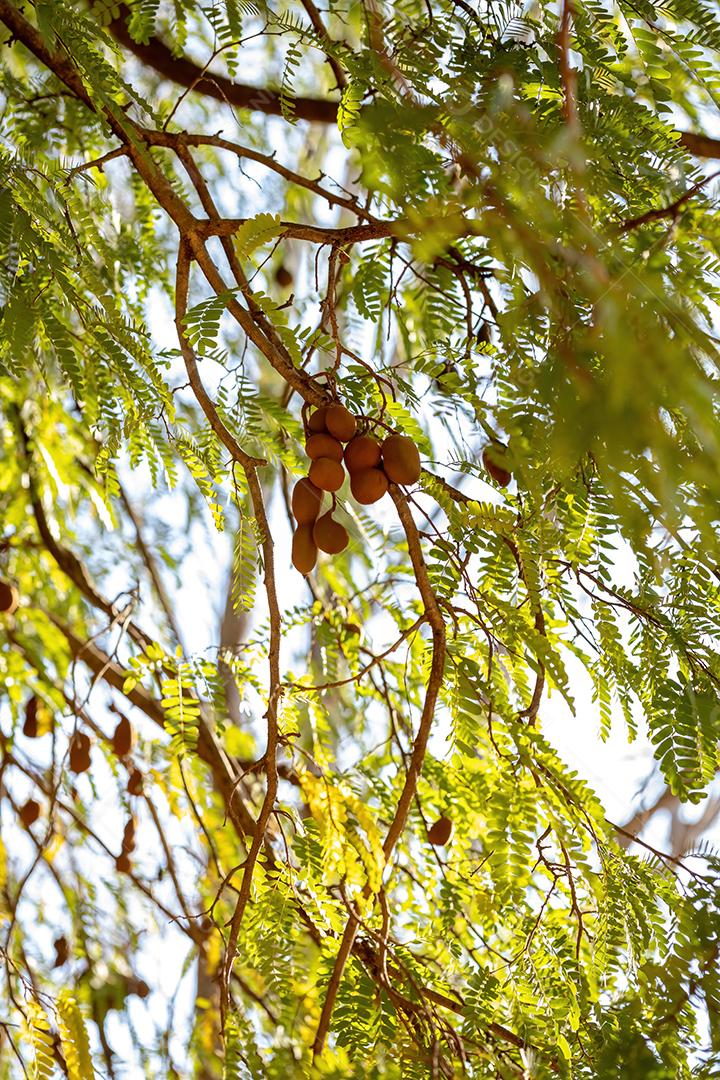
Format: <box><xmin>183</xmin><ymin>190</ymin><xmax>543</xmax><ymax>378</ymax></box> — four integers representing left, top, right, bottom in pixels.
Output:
<box><xmin>292</xmin><ymin>524</ymin><xmax>318</xmax><ymax>574</ymax></box>
<box><xmin>344</xmin><ymin>436</ymin><xmax>381</xmax><ymax>472</ymax></box>
<box><xmin>308</xmin><ymin>457</ymin><xmax>345</xmax><ymax>492</ymax></box>
<box><xmin>305</xmin><ymin>433</ymin><xmax>343</xmax><ymax>462</ymax></box>
<box><xmin>325</xmin><ymin>405</ymin><xmax>357</xmax><ymax>443</ymax></box>
<box><xmin>482</xmin><ymin>446</ymin><xmax>512</xmax><ymax>487</ymax></box>
<box><xmin>308</xmin><ymin>407</ymin><xmax>329</xmax><ymax>433</ymax></box>
<box><xmin>19</xmin><ymin>799</ymin><xmax>41</xmax><ymax>828</ymax></box>
<box><xmin>0</xmin><ymin>580</ymin><xmax>19</xmax><ymax>614</ymax></box>
<box><xmin>112</xmin><ymin>716</ymin><xmax>133</xmax><ymax>758</ymax></box>
<box><xmin>381</xmin><ymin>435</ymin><xmax>421</xmax><ymax>485</ymax></box>
<box><xmin>313</xmin><ymin>512</ymin><xmax>349</xmax><ymax>555</ymax></box>
<box><xmin>292</xmin><ymin>477</ymin><xmax>323</xmax><ymax>523</ymax></box>
<box><xmin>350</xmin><ymin>468</ymin><xmax>388</xmax><ymax>505</ymax></box>
<box><xmin>427</xmin><ymin>816</ymin><xmax>453</xmax><ymax>845</ymax></box>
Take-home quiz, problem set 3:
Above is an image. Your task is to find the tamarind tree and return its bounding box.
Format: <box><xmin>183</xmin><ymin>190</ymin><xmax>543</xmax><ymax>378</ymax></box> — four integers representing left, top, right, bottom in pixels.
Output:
<box><xmin>1</xmin><ymin>0</ymin><xmax>720</xmax><ymax>1075</ymax></box>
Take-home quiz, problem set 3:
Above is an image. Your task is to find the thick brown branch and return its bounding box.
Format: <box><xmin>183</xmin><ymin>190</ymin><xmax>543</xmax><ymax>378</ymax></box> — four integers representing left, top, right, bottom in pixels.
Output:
<box><xmin>678</xmin><ymin>131</ymin><xmax>720</xmax><ymax>159</ymax></box>
<box><xmin>175</xmin><ymin>245</ymin><xmax>265</xmax><ymax>468</ymax></box>
<box><xmin>198</xmin><ymin>217</ymin><xmax>403</xmax><ymax>245</ymax></box>
<box><xmin>142</xmin><ymin>128</ymin><xmax>369</xmax><ymax>219</ymax></box>
<box><xmin>558</xmin><ymin>0</ymin><xmax>580</xmax><ymax>136</ymax></box>
<box><xmin>107</xmin><ymin>6</ymin><xmax>339</xmax><ymax>124</ymax></box>
<box><xmin>298</xmin><ymin>0</ymin><xmax>347</xmax><ymax>90</ymax></box>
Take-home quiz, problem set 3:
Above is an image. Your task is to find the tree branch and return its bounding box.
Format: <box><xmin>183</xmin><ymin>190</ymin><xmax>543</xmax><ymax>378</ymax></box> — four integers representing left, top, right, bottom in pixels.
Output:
<box><xmin>678</xmin><ymin>130</ymin><xmax>720</xmax><ymax>159</ymax></box>
<box><xmin>313</xmin><ymin>485</ymin><xmax>447</xmax><ymax>1055</ymax></box>
<box><xmin>107</xmin><ymin>5</ymin><xmax>339</xmax><ymax>124</ymax></box>
<box><xmin>620</xmin><ymin>169</ymin><xmax>720</xmax><ymax>231</ymax></box>
<box><xmin>175</xmin><ymin>244</ymin><xmax>283</xmax><ymax>1028</ymax></box>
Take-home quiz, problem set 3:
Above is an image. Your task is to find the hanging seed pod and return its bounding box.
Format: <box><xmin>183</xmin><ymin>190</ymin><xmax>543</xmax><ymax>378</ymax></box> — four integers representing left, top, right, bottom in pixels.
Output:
<box><xmin>111</xmin><ymin>715</ymin><xmax>133</xmax><ymax>759</ymax></box>
<box><xmin>305</xmin><ymin>433</ymin><xmax>343</xmax><ymax>463</ymax></box>
<box><xmin>325</xmin><ymin>405</ymin><xmax>357</xmax><ymax>443</ymax></box>
<box><xmin>127</xmin><ymin>768</ymin><xmax>144</xmax><ymax>796</ymax></box>
<box><xmin>69</xmin><ymin>731</ymin><xmax>91</xmax><ymax>774</ymax></box>
<box><xmin>427</xmin><ymin>815</ymin><xmax>453</xmax><ymax>846</ymax></box>
<box><xmin>350</xmin><ymin>468</ymin><xmax>389</xmax><ymax>505</ymax></box>
<box><xmin>23</xmin><ymin>696</ymin><xmax>39</xmax><ymax>738</ymax></box>
<box><xmin>115</xmin><ymin>852</ymin><xmax>132</xmax><ymax>874</ymax></box>
<box><xmin>52</xmin><ymin>936</ymin><xmax>69</xmax><ymax>968</ymax></box>
<box><xmin>275</xmin><ymin>264</ymin><xmax>292</xmax><ymax>288</ymax></box>
<box><xmin>313</xmin><ymin>512</ymin><xmax>349</xmax><ymax>555</ymax></box>
<box><xmin>23</xmin><ymin>696</ymin><xmax>51</xmax><ymax>738</ymax></box>
<box><xmin>127</xmin><ymin>976</ymin><xmax>150</xmax><ymax>999</ymax></box>
<box><xmin>291</xmin><ymin>477</ymin><xmax>323</xmax><ymax>524</ymax></box>
<box><xmin>344</xmin><ymin>435</ymin><xmax>381</xmax><ymax>473</ymax></box>
<box><xmin>381</xmin><ymin>435</ymin><xmax>421</xmax><ymax>485</ymax></box>
<box><xmin>482</xmin><ymin>445</ymin><xmax>512</xmax><ymax>487</ymax></box>
<box><xmin>0</xmin><ymin>580</ymin><xmax>18</xmax><ymax>614</ymax></box>
<box><xmin>292</xmin><ymin>524</ymin><xmax>318</xmax><ymax>575</ymax></box>
<box><xmin>307</xmin><ymin>407</ymin><xmax>329</xmax><ymax>434</ymax></box>
<box><xmin>19</xmin><ymin>798</ymin><xmax>41</xmax><ymax>828</ymax></box>
<box><xmin>121</xmin><ymin>817</ymin><xmax>137</xmax><ymax>854</ymax></box>
<box><xmin>308</xmin><ymin>457</ymin><xmax>345</xmax><ymax>492</ymax></box>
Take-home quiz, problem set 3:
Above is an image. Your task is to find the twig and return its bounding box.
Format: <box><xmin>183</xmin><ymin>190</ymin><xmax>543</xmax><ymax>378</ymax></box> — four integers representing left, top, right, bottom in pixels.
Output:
<box><xmin>287</xmin><ymin>617</ymin><xmax>424</xmax><ymax>692</ymax></box>
<box><xmin>312</xmin><ymin>485</ymin><xmax>446</xmax><ymax>1055</ymax></box>
<box><xmin>174</xmin><ymin>253</ymin><xmax>284</xmax><ymax>1029</ymax></box>
<box><xmin>620</xmin><ymin>169</ymin><xmax>720</xmax><ymax>232</ymax></box>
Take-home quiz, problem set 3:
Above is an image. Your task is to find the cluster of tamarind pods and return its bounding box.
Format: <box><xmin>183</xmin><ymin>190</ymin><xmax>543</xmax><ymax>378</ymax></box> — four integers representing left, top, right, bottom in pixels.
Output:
<box><xmin>290</xmin><ymin>403</ymin><xmax>423</xmax><ymax>574</ymax></box>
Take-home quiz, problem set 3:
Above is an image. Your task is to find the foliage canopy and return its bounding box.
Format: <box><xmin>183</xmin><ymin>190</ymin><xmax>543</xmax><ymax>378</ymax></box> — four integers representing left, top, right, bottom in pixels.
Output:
<box><xmin>1</xmin><ymin>0</ymin><xmax>720</xmax><ymax>1075</ymax></box>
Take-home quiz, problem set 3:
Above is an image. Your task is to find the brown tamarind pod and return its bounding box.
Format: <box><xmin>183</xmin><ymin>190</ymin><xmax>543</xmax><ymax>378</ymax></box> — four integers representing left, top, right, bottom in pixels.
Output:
<box><xmin>482</xmin><ymin>446</ymin><xmax>512</xmax><ymax>487</ymax></box>
<box><xmin>427</xmin><ymin>815</ymin><xmax>453</xmax><ymax>846</ymax></box>
<box><xmin>127</xmin><ymin>768</ymin><xmax>144</xmax><ymax>796</ymax></box>
<box><xmin>52</xmin><ymin>936</ymin><xmax>69</xmax><ymax>968</ymax></box>
<box><xmin>291</xmin><ymin>477</ymin><xmax>323</xmax><ymax>524</ymax></box>
<box><xmin>307</xmin><ymin>407</ymin><xmax>329</xmax><ymax>433</ymax></box>
<box><xmin>344</xmin><ymin>435</ymin><xmax>381</xmax><ymax>473</ymax></box>
<box><xmin>69</xmin><ymin>731</ymin><xmax>91</xmax><ymax>775</ymax></box>
<box><xmin>381</xmin><ymin>435</ymin><xmax>421</xmax><ymax>485</ymax></box>
<box><xmin>23</xmin><ymin>696</ymin><xmax>51</xmax><ymax>738</ymax></box>
<box><xmin>350</xmin><ymin>467</ymin><xmax>389</xmax><ymax>505</ymax></box>
<box><xmin>325</xmin><ymin>405</ymin><xmax>357</xmax><ymax>443</ymax></box>
<box><xmin>305</xmin><ymin>433</ymin><xmax>343</xmax><ymax>463</ymax></box>
<box><xmin>122</xmin><ymin>817</ymin><xmax>137</xmax><ymax>853</ymax></box>
<box><xmin>128</xmin><ymin>977</ymin><xmax>150</xmax><ymax>998</ymax></box>
<box><xmin>70</xmin><ymin>751</ymin><xmax>91</xmax><ymax>775</ymax></box>
<box><xmin>19</xmin><ymin>799</ymin><xmax>41</xmax><ymax>828</ymax></box>
<box><xmin>115</xmin><ymin>852</ymin><xmax>132</xmax><ymax>874</ymax></box>
<box><xmin>0</xmin><ymin>580</ymin><xmax>18</xmax><ymax>615</ymax></box>
<box><xmin>313</xmin><ymin>512</ymin><xmax>349</xmax><ymax>555</ymax></box>
<box><xmin>23</xmin><ymin>696</ymin><xmax>38</xmax><ymax>738</ymax></box>
<box><xmin>292</xmin><ymin>524</ymin><xmax>318</xmax><ymax>575</ymax></box>
<box><xmin>111</xmin><ymin>715</ymin><xmax>133</xmax><ymax>759</ymax></box>
<box><xmin>275</xmin><ymin>264</ymin><xmax>292</xmax><ymax>288</ymax></box>
<box><xmin>308</xmin><ymin>457</ymin><xmax>345</xmax><ymax>492</ymax></box>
